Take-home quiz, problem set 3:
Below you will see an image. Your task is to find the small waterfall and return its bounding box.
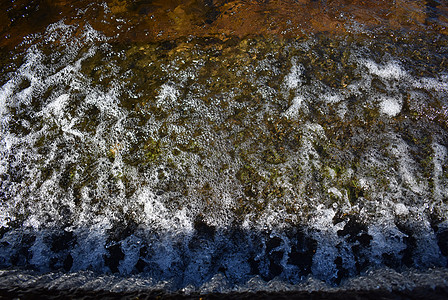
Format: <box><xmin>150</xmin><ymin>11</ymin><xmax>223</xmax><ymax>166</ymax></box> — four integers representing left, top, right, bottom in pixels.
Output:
<box><xmin>0</xmin><ymin>0</ymin><xmax>448</xmax><ymax>295</ymax></box>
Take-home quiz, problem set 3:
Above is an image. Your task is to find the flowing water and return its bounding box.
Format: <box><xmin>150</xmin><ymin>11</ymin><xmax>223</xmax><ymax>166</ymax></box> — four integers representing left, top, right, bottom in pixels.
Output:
<box><xmin>1</xmin><ymin>0</ymin><xmax>448</xmax><ymax>297</ymax></box>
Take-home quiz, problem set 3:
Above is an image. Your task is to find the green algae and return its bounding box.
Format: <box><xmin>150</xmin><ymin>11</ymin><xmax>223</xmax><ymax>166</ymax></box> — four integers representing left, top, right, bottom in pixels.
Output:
<box><xmin>143</xmin><ymin>137</ymin><xmax>163</xmax><ymax>163</ymax></box>
<box><xmin>4</xmin><ymin>30</ymin><xmax>448</xmax><ymax>228</ymax></box>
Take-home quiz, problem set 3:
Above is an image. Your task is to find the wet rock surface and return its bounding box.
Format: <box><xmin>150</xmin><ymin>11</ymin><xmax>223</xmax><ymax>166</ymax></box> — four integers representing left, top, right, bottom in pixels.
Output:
<box><xmin>0</xmin><ymin>286</ymin><xmax>448</xmax><ymax>300</ymax></box>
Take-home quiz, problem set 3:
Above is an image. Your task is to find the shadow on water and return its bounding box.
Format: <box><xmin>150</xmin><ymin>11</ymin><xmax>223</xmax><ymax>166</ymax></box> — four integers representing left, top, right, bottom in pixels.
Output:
<box><xmin>0</xmin><ymin>216</ymin><xmax>447</xmax><ymax>289</ymax></box>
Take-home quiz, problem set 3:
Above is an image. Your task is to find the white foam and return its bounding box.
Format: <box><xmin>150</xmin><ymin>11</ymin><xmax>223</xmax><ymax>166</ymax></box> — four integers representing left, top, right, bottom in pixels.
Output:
<box><xmin>0</xmin><ymin>207</ymin><xmax>11</xmax><ymax>228</ymax></box>
<box><xmin>45</xmin><ymin>94</ymin><xmax>70</xmax><ymax>118</ymax></box>
<box><xmin>379</xmin><ymin>97</ymin><xmax>402</xmax><ymax>117</ymax></box>
<box><xmin>387</xmin><ymin>134</ymin><xmax>425</xmax><ymax>195</ymax></box>
<box><xmin>322</xmin><ymin>93</ymin><xmax>342</xmax><ymax>104</ymax></box>
<box><xmin>394</xmin><ymin>203</ymin><xmax>409</xmax><ymax>216</ymax></box>
<box><xmin>328</xmin><ymin>187</ymin><xmax>343</xmax><ymax>199</ymax></box>
<box><xmin>283</xmin><ymin>96</ymin><xmax>305</xmax><ymax>119</ymax></box>
<box><xmin>81</xmin><ymin>23</ymin><xmax>109</xmax><ymax>43</ymax></box>
<box><xmin>432</xmin><ymin>142</ymin><xmax>448</xmax><ymax>201</ymax></box>
<box><xmin>284</xmin><ymin>61</ymin><xmax>303</xmax><ymax>90</ymax></box>
<box><xmin>156</xmin><ymin>83</ymin><xmax>180</xmax><ymax>107</ymax></box>
<box><xmin>363</xmin><ymin>60</ymin><xmax>407</xmax><ymax>80</ymax></box>
<box><xmin>413</xmin><ymin>77</ymin><xmax>448</xmax><ymax>92</ymax></box>
<box><xmin>135</xmin><ymin>186</ymin><xmax>194</xmax><ymax>232</ymax></box>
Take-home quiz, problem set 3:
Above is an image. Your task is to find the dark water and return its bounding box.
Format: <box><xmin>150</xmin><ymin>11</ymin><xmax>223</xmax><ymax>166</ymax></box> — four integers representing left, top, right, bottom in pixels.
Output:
<box><xmin>1</xmin><ymin>0</ymin><xmax>448</xmax><ymax>297</ymax></box>
<box><xmin>1</xmin><ymin>285</ymin><xmax>448</xmax><ymax>300</ymax></box>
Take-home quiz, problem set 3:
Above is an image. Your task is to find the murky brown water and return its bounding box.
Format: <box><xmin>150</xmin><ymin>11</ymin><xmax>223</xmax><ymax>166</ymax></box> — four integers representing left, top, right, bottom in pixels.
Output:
<box><xmin>1</xmin><ymin>0</ymin><xmax>448</xmax><ymax>51</ymax></box>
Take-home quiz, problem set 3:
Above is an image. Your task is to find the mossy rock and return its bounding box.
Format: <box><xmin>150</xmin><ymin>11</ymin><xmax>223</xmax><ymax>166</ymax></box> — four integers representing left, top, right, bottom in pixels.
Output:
<box><xmin>143</xmin><ymin>137</ymin><xmax>162</xmax><ymax>162</ymax></box>
<box><xmin>236</xmin><ymin>165</ymin><xmax>263</xmax><ymax>185</ymax></box>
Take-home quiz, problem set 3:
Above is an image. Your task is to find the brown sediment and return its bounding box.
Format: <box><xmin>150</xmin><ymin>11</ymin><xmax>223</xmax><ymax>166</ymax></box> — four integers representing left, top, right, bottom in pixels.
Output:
<box><xmin>1</xmin><ymin>0</ymin><xmax>448</xmax><ymax>50</ymax></box>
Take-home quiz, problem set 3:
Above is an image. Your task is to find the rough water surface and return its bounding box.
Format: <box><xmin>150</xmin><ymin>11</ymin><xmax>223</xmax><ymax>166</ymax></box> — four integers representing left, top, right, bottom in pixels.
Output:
<box><xmin>1</xmin><ymin>0</ymin><xmax>448</xmax><ymax>297</ymax></box>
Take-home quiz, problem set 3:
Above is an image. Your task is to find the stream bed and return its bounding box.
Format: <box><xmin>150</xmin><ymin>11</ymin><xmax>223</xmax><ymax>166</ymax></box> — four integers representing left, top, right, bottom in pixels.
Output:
<box><xmin>1</xmin><ymin>0</ymin><xmax>448</xmax><ymax>297</ymax></box>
